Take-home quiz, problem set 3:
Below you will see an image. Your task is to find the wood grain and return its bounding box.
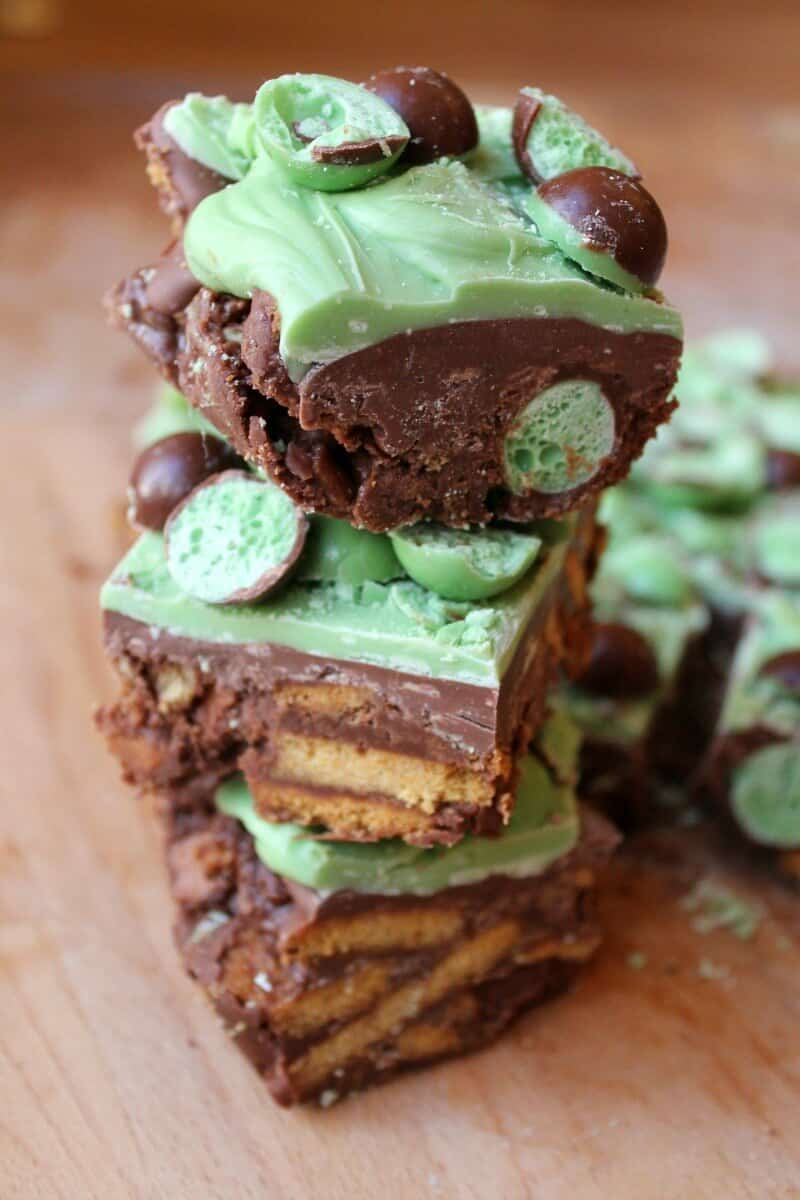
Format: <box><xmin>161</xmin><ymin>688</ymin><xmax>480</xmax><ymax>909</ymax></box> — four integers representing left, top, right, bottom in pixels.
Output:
<box><xmin>2</xmin><ymin>4</ymin><xmax>800</xmax><ymax>1195</ymax></box>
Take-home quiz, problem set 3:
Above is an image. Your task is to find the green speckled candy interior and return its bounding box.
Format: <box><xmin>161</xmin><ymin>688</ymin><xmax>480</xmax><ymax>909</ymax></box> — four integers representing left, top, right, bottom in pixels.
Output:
<box><xmin>389</xmin><ymin>524</ymin><xmax>542</xmax><ymax>601</ymax></box>
<box><xmin>166</xmin><ymin>473</ymin><xmax>303</xmax><ymax>604</ymax></box>
<box><xmin>518</xmin><ymin>87</ymin><xmax>638</xmax><ymax>181</ymax></box>
<box><xmin>216</xmin><ymin>733</ymin><xmax>580</xmax><ymax>895</ymax></box>
<box><xmin>504</xmin><ymin>380</ymin><xmax>616</xmax><ymax>495</ymax></box>
<box><xmin>731</xmin><ymin>743</ymin><xmax>800</xmax><ymax>848</ymax></box>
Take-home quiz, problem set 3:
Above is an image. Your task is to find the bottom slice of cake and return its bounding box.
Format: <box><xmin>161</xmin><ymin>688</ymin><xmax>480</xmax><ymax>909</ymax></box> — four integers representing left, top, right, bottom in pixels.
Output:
<box><xmin>161</xmin><ymin>713</ymin><xmax>617</xmax><ymax>1106</ymax></box>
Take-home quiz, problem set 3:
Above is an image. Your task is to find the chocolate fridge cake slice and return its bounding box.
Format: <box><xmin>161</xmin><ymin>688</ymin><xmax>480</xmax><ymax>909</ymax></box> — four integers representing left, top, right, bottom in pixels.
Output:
<box><xmin>163</xmin><ymin>711</ymin><xmax>619</xmax><ymax>1106</ymax></box>
<box><xmin>98</xmin><ymin>486</ymin><xmax>599</xmax><ymax>846</ymax></box>
<box><xmin>107</xmin><ymin>71</ymin><xmax>683</xmax><ymax>532</ymax></box>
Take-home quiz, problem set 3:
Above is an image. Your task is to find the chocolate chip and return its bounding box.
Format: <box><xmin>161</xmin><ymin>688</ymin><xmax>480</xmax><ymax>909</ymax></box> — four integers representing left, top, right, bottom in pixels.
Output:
<box><xmin>536</xmin><ymin>167</ymin><xmax>668</xmax><ymax>287</ymax></box>
<box><xmin>766</xmin><ymin>448</ymin><xmax>800</xmax><ymax>491</ymax></box>
<box><xmin>577</xmin><ymin>621</ymin><xmax>660</xmax><ymax>699</ymax></box>
<box><xmin>285</xmin><ymin>441</ymin><xmax>315</xmax><ymax>481</ymax></box>
<box><xmin>364</xmin><ymin>67</ymin><xmax>478</xmax><ymax>165</ymax></box>
<box><xmin>758</xmin><ymin>650</ymin><xmax>800</xmax><ymax>694</ymax></box>
<box><xmin>129</xmin><ymin>432</ymin><xmax>241</xmax><ymax>531</ymax></box>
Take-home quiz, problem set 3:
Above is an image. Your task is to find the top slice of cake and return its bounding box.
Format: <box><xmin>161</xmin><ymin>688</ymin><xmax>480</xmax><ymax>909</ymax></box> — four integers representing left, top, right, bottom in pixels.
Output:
<box><xmin>108</xmin><ymin>71</ymin><xmax>682</xmax><ymax>532</ymax></box>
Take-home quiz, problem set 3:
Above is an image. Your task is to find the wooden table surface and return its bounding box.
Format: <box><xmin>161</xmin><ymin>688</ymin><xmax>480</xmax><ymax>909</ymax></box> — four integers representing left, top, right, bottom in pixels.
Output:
<box><xmin>2</xmin><ymin>3</ymin><xmax>800</xmax><ymax>1196</ymax></box>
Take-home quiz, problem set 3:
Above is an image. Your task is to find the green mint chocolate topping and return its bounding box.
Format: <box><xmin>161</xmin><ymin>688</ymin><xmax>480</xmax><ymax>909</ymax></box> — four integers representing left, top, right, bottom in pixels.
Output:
<box><xmin>163</xmin><ymin>93</ymin><xmax>256</xmax><ymax>181</ymax></box>
<box><xmin>504</xmin><ymin>379</ymin><xmax>616</xmax><ymax>495</ymax></box>
<box><xmin>388</xmin><ymin>524</ymin><xmax>542</xmax><ymax>601</ymax></box>
<box><xmin>253</xmin><ymin>74</ymin><xmax>409</xmax><ymax>191</ymax></box>
<box><xmin>297</xmin><ymin>515</ymin><xmax>402</xmax><ymax>586</ymax></box>
<box><xmin>165</xmin><ymin>472</ymin><xmax>307</xmax><ymax>604</ymax></box>
<box><xmin>101</xmin><ymin>516</ymin><xmax>574</xmax><ymax>684</ymax></box>
<box><xmin>183</xmin><ymin>152</ymin><xmax>681</xmax><ymax>382</ymax></box>
<box><xmin>516</xmin><ymin>87</ymin><xmax>638</xmax><ymax>182</ymax></box>
<box><xmin>216</xmin><ymin>745</ymin><xmax>579</xmax><ymax>895</ymax></box>
<box><xmin>524</xmin><ymin>187</ymin><xmax>648</xmax><ymax>294</ymax></box>
<box><xmin>730</xmin><ymin>743</ymin><xmax>800</xmax><ymax>849</ymax></box>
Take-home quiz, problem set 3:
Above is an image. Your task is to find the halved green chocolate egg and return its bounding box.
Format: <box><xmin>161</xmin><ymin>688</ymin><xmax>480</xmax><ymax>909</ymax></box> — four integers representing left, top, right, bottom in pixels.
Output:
<box><xmin>253</xmin><ymin>73</ymin><xmax>409</xmax><ymax>191</ymax></box>
<box><xmin>165</xmin><ymin>470</ymin><xmax>308</xmax><ymax>604</ymax></box>
<box><xmin>730</xmin><ymin>743</ymin><xmax>800</xmax><ymax>848</ymax></box>
<box><xmin>297</xmin><ymin>515</ymin><xmax>402</xmax><ymax>586</ymax></box>
<box><xmin>504</xmin><ymin>379</ymin><xmax>615</xmax><ymax>496</ymax></box>
<box><xmin>389</xmin><ymin>524</ymin><xmax>542</xmax><ymax>601</ymax></box>
<box><xmin>512</xmin><ymin>87</ymin><xmax>639</xmax><ymax>184</ymax></box>
<box><xmin>525</xmin><ymin>167</ymin><xmax>668</xmax><ymax>293</ymax></box>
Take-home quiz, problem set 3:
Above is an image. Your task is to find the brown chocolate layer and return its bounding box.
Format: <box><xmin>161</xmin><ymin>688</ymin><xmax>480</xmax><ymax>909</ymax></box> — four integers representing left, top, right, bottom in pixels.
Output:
<box><xmin>106</xmin><ymin>265</ymin><xmax>680</xmax><ymax>532</ymax></box>
<box><xmin>163</xmin><ymin>787</ymin><xmax>617</xmax><ymax>1105</ymax></box>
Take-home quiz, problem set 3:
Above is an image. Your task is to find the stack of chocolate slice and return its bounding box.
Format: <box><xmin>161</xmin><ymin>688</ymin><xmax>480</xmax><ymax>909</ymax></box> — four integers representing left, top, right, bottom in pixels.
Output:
<box><xmin>98</xmin><ymin>69</ymin><xmax>682</xmax><ymax>1104</ymax></box>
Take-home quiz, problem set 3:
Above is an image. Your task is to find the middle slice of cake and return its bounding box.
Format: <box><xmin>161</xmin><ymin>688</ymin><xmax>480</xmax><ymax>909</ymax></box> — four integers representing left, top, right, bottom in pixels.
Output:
<box><xmin>99</xmin><ymin>453</ymin><xmax>599</xmax><ymax>846</ymax></box>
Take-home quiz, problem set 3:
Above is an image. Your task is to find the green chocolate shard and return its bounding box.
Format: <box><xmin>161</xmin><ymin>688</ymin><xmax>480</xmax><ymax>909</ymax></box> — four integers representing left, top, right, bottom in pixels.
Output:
<box><xmin>216</xmin><ymin>750</ymin><xmax>579</xmax><ymax>895</ymax></box>
<box><xmin>524</xmin><ymin>188</ymin><xmax>646</xmax><ymax>294</ymax></box>
<box><xmin>297</xmin><ymin>515</ymin><xmax>402</xmax><ymax>586</ymax></box>
<box><xmin>183</xmin><ymin>154</ymin><xmax>682</xmax><ymax>382</ymax></box>
<box><xmin>163</xmin><ymin>93</ymin><xmax>256</xmax><ymax>181</ymax></box>
<box><xmin>504</xmin><ymin>379</ymin><xmax>616</xmax><ymax>495</ymax></box>
<box><xmin>517</xmin><ymin>87</ymin><xmax>638</xmax><ymax>182</ymax></box>
<box><xmin>165</xmin><ymin>472</ymin><xmax>306</xmax><ymax>605</ymax></box>
<box><xmin>389</xmin><ymin>524</ymin><xmax>542</xmax><ymax>601</ymax></box>
<box><xmin>101</xmin><ymin>516</ymin><xmax>574</xmax><ymax>684</ymax></box>
<box><xmin>133</xmin><ymin>384</ymin><xmax>219</xmax><ymax>449</ymax></box>
<box><xmin>730</xmin><ymin>743</ymin><xmax>800</xmax><ymax>849</ymax></box>
<box><xmin>253</xmin><ymin>74</ymin><xmax>409</xmax><ymax>191</ymax></box>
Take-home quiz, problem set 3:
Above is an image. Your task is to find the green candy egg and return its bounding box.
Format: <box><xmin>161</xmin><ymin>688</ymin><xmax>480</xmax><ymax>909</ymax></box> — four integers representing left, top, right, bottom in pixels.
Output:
<box><xmin>165</xmin><ymin>470</ymin><xmax>307</xmax><ymax>605</ymax></box>
<box><xmin>504</xmin><ymin>379</ymin><xmax>616</xmax><ymax>496</ymax></box>
<box><xmin>389</xmin><ymin>524</ymin><xmax>542</xmax><ymax>601</ymax></box>
<box><xmin>253</xmin><ymin>73</ymin><xmax>409</xmax><ymax>191</ymax></box>
<box><xmin>296</xmin><ymin>515</ymin><xmax>402</xmax><ymax>586</ymax></box>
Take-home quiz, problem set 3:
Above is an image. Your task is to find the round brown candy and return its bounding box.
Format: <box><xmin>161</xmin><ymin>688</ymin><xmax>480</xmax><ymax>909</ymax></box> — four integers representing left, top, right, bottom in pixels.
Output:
<box><xmin>577</xmin><ymin>621</ymin><xmax>660</xmax><ymax>699</ymax></box>
<box><xmin>364</xmin><ymin>66</ymin><xmax>478</xmax><ymax>165</ymax></box>
<box><xmin>536</xmin><ymin>166</ymin><xmax>668</xmax><ymax>288</ymax></box>
<box><xmin>758</xmin><ymin>650</ymin><xmax>800</xmax><ymax>694</ymax></box>
<box><xmin>766</xmin><ymin>448</ymin><xmax>800</xmax><ymax>491</ymax></box>
<box><xmin>128</xmin><ymin>432</ymin><xmax>241</xmax><ymax>531</ymax></box>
